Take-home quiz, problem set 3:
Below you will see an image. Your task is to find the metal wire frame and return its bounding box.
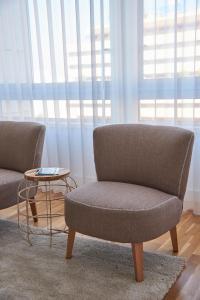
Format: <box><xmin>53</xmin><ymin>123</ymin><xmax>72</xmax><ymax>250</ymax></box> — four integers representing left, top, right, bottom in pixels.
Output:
<box><xmin>17</xmin><ymin>175</ymin><xmax>77</xmax><ymax>247</ymax></box>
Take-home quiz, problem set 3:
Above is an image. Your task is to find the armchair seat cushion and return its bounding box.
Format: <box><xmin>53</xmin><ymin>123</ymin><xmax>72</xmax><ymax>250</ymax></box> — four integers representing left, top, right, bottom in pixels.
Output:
<box><xmin>0</xmin><ymin>169</ymin><xmax>23</xmax><ymax>209</ymax></box>
<box><xmin>65</xmin><ymin>182</ymin><xmax>182</xmax><ymax>243</ymax></box>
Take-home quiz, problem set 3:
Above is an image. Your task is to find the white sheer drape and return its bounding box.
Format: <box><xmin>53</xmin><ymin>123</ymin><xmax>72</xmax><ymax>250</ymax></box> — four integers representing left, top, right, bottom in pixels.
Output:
<box><xmin>0</xmin><ymin>0</ymin><xmax>111</xmax><ymax>184</ymax></box>
<box><xmin>140</xmin><ymin>0</ymin><xmax>200</xmax><ymax>214</ymax></box>
<box><xmin>110</xmin><ymin>0</ymin><xmax>200</xmax><ymax>214</ymax></box>
<box><xmin>0</xmin><ymin>0</ymin><xmax>200</xmax><ymax>213</ymax></box>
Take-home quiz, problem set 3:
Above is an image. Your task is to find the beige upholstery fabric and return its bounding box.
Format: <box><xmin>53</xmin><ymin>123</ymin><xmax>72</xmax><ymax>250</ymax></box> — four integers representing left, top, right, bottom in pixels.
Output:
<box><xmin>65</xmin><ymin>124</ymin><xmax>194</xmax><ymax>243</ymax></box>
<box><xmin>65</xmin><ymin>182</ymin><xmax>182</xmax><ymax>242</ymax></box>
<box><xmin>0</xmin><ymin>169</ymin><xmax>24</xmax><ymax>209</ymax></box>
<box><xmin>0</xmin><ymin>121</ymin><xmax>45</xmax><ymax>209</ymax></box>
<box><xmin>94</xmin><ymin>124</ymin><xmax>194</xmax><ymax>200</ymax></box>
<box><xmin>0</xmin><ymin>121</ymin><xmax>45</xmax><ymax>173</ymax></box>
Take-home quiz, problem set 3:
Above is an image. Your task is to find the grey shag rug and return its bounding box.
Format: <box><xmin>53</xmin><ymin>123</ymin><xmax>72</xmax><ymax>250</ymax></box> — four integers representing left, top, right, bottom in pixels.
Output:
<box><xmin>0</xmin><ymin>219</ymin><xmax>185</xmax><ymax>300</ymax></box>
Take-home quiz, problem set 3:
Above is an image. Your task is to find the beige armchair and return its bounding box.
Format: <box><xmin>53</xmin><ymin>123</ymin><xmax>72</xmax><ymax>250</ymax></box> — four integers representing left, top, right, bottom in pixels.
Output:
<box><xmin>0</xmin><ymin>121</ymin><xmax>45</xmax><ymax>222</ymax></box>
<box><xmin>65</xmin><ymin>124</ymin><xmax>194</xmax><ymax>282</ymax></box>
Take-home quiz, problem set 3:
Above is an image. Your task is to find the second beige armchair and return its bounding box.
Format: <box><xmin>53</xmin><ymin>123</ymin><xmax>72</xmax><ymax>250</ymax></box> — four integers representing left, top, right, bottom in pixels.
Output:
<box><xmin>0</xmin><ymin>121</ymin><xmax>45</xmax><ymax>222</ymax></box>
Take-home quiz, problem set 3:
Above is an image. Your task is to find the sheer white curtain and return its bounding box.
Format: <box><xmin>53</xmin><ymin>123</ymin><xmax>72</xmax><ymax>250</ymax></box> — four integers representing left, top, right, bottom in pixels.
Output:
<box><xmin>139</xmin><ymin>0</ymin><xmax>200</xmax><ymax>214</ymax></box>
<box><xmin>1</xmin><ymin>0</ymin><xmax>200</xmax><ymax>213</ymax></box>
<box><xmin>110</xmin><ymin>0</ymin><xmax>200</xmax><ymax>214</ymax></box>
<box><xmin>0</xmin><ymin>0</ymin><xmax>111</xmax><ymax>184</ymax></box>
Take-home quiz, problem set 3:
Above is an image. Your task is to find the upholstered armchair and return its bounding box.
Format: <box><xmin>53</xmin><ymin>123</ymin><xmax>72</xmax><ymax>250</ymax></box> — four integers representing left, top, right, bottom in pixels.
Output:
<box><xmin>65</xmin><ymin>124</ymin><xmax>194</xmax><ymax>282</ymax></box>
<box><xmin>0</xmin><ymin>121</ymin><xmax>45</xmax><ymax>222</ymax></box>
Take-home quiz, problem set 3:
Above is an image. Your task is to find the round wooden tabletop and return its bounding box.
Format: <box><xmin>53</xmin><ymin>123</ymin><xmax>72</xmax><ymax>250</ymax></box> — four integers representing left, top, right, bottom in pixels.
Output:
<box><xmin>24</xmin><ymin>168</ymin><xmax>70</xmax><ymax>182</ymax></box>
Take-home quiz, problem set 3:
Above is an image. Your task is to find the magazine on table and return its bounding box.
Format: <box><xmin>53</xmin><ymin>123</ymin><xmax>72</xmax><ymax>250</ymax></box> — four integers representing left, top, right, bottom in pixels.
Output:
<box><xmin>35</xmin><ymin>168</ymin><xmax>59</xmax><ymax>176</ymax></box>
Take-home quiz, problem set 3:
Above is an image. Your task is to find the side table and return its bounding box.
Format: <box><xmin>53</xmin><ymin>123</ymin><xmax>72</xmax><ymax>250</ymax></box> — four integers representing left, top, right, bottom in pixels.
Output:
<box><xmin>17</xmin><ymin>168</ymin><xmax>77</xmax><ymax>246</ymax></box>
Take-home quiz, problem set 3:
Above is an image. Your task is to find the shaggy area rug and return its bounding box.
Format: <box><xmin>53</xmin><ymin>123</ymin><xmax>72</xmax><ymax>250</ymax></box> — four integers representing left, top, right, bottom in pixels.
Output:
<box><xmin>0</xmin><ymin>219</ymin><xmax>184</xmax><ymax>300</ymax></box>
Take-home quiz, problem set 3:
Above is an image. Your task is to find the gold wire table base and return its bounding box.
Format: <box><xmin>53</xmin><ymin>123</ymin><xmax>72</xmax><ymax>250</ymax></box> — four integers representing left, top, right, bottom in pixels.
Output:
<box><xmin>17</xmin><ymin>174</ymin><xmax>77</xmax><ymax>247</ymax></box>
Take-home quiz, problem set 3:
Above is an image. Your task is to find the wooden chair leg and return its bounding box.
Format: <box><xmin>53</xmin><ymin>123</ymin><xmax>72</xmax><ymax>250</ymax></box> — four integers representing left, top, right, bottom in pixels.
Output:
<box><xmin>131</xmin><ymin>242</ymin><xmax>144</xmax><ymax>282</ymax></box>
<box><xmin>66</xmin><ymin>228</ymin><xmax>76</xmax><ymax>259</ymax></box>
<box><xmin>170</xmin><ymin>226</ymin><xmax>178</xmax><ymax>253</ymax></box>
<box><xmin>29</xmin><ymin>198</ymin><xmax>38</xmax><ymax>223</ymax></box>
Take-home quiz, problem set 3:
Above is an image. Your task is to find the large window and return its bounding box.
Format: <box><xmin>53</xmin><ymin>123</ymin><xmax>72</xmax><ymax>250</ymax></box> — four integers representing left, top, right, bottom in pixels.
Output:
<box><xmin>28</xmin><ymin>0</ymin><xmax>111</xmax><ymax>121</ymax></box>
<box><xmin>0</xmin><ymin>0</ymin><xmax>111</xmax><ymax>122</ymax></box>
<box><xmin>140</xmin><ymin>0</ymin><xmax>200</xmax><ymax>123</ymax></box>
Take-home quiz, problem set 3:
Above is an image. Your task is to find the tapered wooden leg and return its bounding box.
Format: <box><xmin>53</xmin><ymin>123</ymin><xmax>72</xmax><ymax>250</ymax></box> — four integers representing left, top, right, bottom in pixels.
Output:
<box><xmin>170</xmin><ymin>226</ymin><xmax>178</xmax><ymax>253</ymax></box>
<box><xmin>131</xmin><ymin>243</ymin><xmax>144</xmax><ymax>282</ymax></box>
<box><xmin>66</xmin><ymin>229</ymin><xmax>76</xmax><ymax>259</ymax></box>
<box><xmin>29</xmin><ymin>198</ymin><xmax>38</xmax><ymax>223</ymax></box>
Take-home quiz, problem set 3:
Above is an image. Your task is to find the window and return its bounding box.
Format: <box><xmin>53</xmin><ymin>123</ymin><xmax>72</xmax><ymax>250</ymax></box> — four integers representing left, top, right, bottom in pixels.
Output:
<box><xmin>140</xmin><ymin>0</ymin><xmax>200</xmax><ymax>123</ymax></box>
<box><xmin>0</xmin><ymin>0</ymin><xmax>111</xmax><ymax>122</ymax></box>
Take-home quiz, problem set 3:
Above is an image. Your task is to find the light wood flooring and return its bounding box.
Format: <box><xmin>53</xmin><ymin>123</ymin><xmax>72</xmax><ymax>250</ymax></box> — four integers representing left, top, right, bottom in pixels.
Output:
<box><xmin>0</xmin><ymin>191</ymin><xmax>200</xmax><ymax>300</ymax></box>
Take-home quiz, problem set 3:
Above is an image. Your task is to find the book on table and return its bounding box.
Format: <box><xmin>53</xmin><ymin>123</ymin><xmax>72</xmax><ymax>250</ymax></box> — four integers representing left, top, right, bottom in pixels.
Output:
<box><xmin>35</xmin><ymin>168</ymin><xmax>59</xmax><ymax>176</ymax></box>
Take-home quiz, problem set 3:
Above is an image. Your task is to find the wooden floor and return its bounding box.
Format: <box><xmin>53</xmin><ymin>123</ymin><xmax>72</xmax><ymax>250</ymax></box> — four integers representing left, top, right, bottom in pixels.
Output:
<box><xmin>1</xmin><ymin>192</ymin><xmax>200</xmax><ymax>300</ymax></box>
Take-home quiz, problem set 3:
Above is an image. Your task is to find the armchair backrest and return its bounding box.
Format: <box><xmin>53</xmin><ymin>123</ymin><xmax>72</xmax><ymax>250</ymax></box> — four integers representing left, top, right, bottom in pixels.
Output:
<box><xmin>93</xmin><ymin>124</ymin><xmax>194</xmax><ymax>200</ymax></box>
<box><xmin>0</xmin><ymin>121</ymin><xmax>45</xmax><ymax>173</ymax></box>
